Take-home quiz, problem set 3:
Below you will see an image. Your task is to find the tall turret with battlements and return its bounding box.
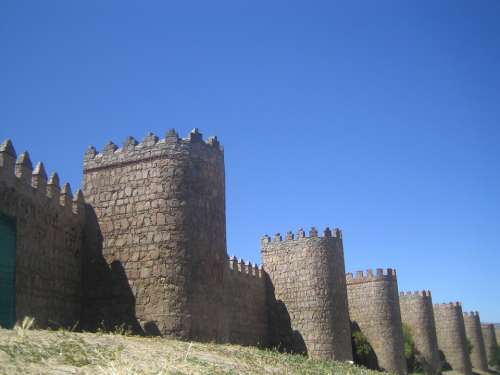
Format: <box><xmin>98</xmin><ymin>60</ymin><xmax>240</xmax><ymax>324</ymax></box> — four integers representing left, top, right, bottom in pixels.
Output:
<box><xmin>81</xmin><ymin>129</ymin><xmax>227</xmax><ymax>341</ymax></box>
<box><xmin>261</xmin><ymin>227</ymin><xmax>353</xmax><ymax>361</ymax></box>
<box><xmin>346</xmin><ymin>268</ymin><xmax>407</xmax><ymax>375</ymax></box>
<box><xmin>399</xmin><ymin>290</ymin><xmax>441</xmax><ymax>375</ymax></box>
<box><xmin>481</xmin><ymin>323</ymin><xmax>498</xmax><ymax>366</ymax></box>
<box><xmin>463</xmin><ymin>311</ymin><xmax>488</xmax><ymax>371</ymax></box>
<box><xmin>434</xmin><ymin>302</ymin><xmax>472</xmax><ymax>375</ymax></box>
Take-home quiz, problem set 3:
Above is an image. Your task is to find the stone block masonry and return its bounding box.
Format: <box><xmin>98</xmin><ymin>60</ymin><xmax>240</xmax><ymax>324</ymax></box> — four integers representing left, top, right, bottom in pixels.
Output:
<box><xmin>261</xmin><ymin>227</ymin><xmax>352</xmax><ymax>361</ymax></box>
<box><xmin>433</xmin><ymin>303</ymin><xmax>472</xmax><ymax>375</ymax></box>
<box><xmin>346</xmin><ymin>269</ymin><xmax>407</xmax><ymax>375</ymax></box>
<box><xmin>463</xmin><ymin>312</ymin><xmax>488</xmax><ymax>371</ymax></box>
<box><xmin>0</xmin><ymin>140</ymin><xmax>85</xmax><ymax>328</ymax></box>
<box><xmin>82</xmin><ymin>129</ymin><xmax>227</xmax><ymax>341</ymax></box>
<box><xmin>399</xmin><ymin>291</ymin><xmax>440</xmax><ymax>375</ymax></box>
<box><xmin>481</xmin><ymin>323</ymin><xmax>498</xmax><ymax>365</ymax></box>
<box><xmin>223</xmin><ymin>256</ymin><xmax>268</xmax><ymax>346</ymax></box>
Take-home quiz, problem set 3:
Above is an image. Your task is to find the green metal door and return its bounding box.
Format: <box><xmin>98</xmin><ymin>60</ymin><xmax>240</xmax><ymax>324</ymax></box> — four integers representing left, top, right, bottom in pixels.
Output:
<box><xmin>0</xmin><ymin>213</ymin><xmax>16</xmax><ymax>328</ymax></box>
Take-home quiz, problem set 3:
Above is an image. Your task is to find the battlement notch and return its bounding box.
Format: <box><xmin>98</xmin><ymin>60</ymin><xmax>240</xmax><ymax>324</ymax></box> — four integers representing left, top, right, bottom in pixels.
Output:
<box><xmin>83</xmin><ymin>129</ymin><xmax>223</xmax><ymax>172</ymax></box>
<box><xmin>346</xmin><ymin>268</ymin><xmax>397</xmax><ymax>284</ymax></box>
<box><xmin>261</xmin><ymin>226</ymin><xmax>343</xmax><ymax>247</ymax></box>
<box><xmin>0</xmin><ymin>138</ymin><xmax>85</xmax><ymax>219</ymax></box>
<box><xmin>399</xmin><ymin>290</ymin><xmax>432</xmax><ymax>298</ymax></box>
<box><xmin>227</xmin><ymin>256</ymin><xmax>264</xmax><ymax>279</ymax></box>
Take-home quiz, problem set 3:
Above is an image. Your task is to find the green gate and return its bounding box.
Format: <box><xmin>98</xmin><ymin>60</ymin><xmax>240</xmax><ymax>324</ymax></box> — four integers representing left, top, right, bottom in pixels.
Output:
<box><xmin>0</xmin><ymin>213</ymin><xmax>16</xmax><ymax>328</ymax></box>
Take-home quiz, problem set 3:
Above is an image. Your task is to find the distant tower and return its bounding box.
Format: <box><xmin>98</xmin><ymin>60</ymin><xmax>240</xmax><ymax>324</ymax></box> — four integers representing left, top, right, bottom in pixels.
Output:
<box><xmin>433</xmin><ymin>303</ymin><xmax>472</xmax><ymax>375</ymax></box>
<box><xmin>82</xmin><ymin>129</ymin><xmax>227</xmax><ymax>341</ymax></box>
<box><xmin>261</xmin><ymin>227</ymin><xmax>353</xmax><ymax>361</ymax></box>
<box><xmin>481</xmin><ymin>323</ymin><xmax>498</xmax><ymax>366</ymax></box>
<box><xmin>346</xmin><ymin>269</ymin><xmax>407</xmax><ymax>375</ymax></box>
<box><xmin>463</xmin><ymin>312</ymin><xmax>488</xmax><ymax>371</ymax></box>
<box><xmin>399</xmin><ymin>291</ymin><xmax>440</xmax><ymax>375</ymax></box>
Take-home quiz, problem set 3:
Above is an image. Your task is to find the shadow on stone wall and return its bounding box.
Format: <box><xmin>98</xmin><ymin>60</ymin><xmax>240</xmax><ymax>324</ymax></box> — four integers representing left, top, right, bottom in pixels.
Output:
<box><xmin>438</xmin><ymin>350</ymin><xmax>452</xmax><ymax>371</ymax></box>
<box><xmin>265</xmin><ymin>275</ymin><xmax>307</xmax><ymax>355</ymax></box>
<box><xmin>351</xmin><ymin>321</ymin><xmax>379</xmax><ymax>370</ymax></box>
<box><xmin>79</xmin><ymin>204</ymin><xmax>145</xmax><ymax>334</ymax></box>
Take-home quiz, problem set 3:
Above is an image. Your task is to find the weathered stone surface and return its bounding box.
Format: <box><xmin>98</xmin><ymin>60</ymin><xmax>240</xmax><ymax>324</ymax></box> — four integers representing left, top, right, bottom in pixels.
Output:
<box><xmin>0</xmin><ymin>140</ymin><xmax>84</xmax><ymax>328</ymax></box>
<box><xmin>81</xmin><ymin>130</ymin><xmax>227</xmax><ymax>341</ymax></box>
<box><xmin>481</xmin><ymin>323</ymin><xmax>498</xmax><ymax>365</ymax></box>
<box><xmin>434</xmin><ymin>303</ymin><xmax>472</xmax><ymax>375</ymax></box>
<box><xmin>399</xmin><ymin>291</ymin><xmax>440</xmax><ymax>375</ymax></box>
<box><xmin>261</xmin><ymin>228</ymin><xmax>353</xmax><ymax>361</ymax></box>
<box><xmin>463</xmin><ymin>312</ymin><xmax>488</xmax><ymax>371</ymax></box>
<box><xmin>346</xmin><ymin>269</ymin><xmax>407</xmax><ymax>375</ymax></box>
<box><xmin>223</xmin><ymin>257</ymin><xmax>268</xmax><ymax>346</ymax></box>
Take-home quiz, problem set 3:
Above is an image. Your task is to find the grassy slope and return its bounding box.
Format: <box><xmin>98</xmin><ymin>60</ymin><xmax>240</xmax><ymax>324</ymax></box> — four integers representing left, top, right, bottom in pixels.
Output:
<box><xmin>0</xmin><ymin>326</ymin><xmax>385</xmax><ymax>375</ymax></box>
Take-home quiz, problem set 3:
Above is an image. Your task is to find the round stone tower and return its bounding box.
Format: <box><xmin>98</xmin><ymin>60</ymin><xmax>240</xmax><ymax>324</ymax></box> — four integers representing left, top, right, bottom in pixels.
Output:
<box><xmin>433</xmin><ymin>303</ymin><xmax>472</xmax><ymax>375</ymax></box>
<box><xmin>399</xmin><ymin>291</ymin><xmax>441</xmax><ymax>375</ymax></box>
<box><xmin>463</xmin><ymin>312</ymin><xmax>488</xmax><ymax>371</ymax></box>
<box><xmin>481</xmin><ymin>323</ymin><xmax>498</xmax><ymax>366</ymax></box>
<box><xmin>346</xmin><ymin>269</ymin><xmax>407</xmax><ymax>375</ymax></box>
<box><xmin>82</xmin><ymin>129</ymin><xmax>227</xmax><ymax>341</ymax></box>
<box><xmin>261</xmin><ymin>227</ymin><xmax>353</xmax><ymax>361</ymax></box>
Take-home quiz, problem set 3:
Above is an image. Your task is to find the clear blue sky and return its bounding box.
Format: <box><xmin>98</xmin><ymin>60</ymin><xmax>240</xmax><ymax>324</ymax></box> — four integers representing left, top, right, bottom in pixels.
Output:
<box><xmin>1</xmin><ymin>1</ymin><xmax>499</xmax><ymax>321</ymax></box>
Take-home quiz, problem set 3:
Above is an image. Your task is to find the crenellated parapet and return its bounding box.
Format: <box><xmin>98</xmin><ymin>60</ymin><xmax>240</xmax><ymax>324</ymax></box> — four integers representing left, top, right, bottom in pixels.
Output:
<box><xmin>399</xmin><ymin>290</ymin><xmax>432</xmax><ymax>298</ymax></box>
<box><xmin>463</xmin><ymin>311</ymin><xmax>480</xmax><ymax>317</ymax></box>
<box><xmin>227</xmin><ymin>256</ymin><xmax>265</xmax><ymax>279</ymax></box>
<box><xmin>346</xmin><ymin>268</ymin><xmax>397</xmax><ymax>284</ymax></box>
<box><xmin>434</xmin><ymin>302</ymin><xmax>462</xmax><ymax>309</ymax></box>
<box><xmin>261</xmin><ymin>226</ymin><xmax>342</xmax><ymax>246</ymax></box>
<box><xmin>83</xmin><ymin>128</ymin><xmax>223</xmax><ymax>173</ymax></box>
<box><xmin>0</xmin><ymin>139</ymin><xmax>85</xmax><ymax>218</ymax></box>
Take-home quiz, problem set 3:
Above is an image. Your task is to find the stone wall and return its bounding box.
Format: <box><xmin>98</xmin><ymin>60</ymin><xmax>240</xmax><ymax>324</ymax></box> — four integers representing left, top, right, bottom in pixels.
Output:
<box><xmin>346</xmin><ymin>269</ymin><xmax>407</xmax><ymax>375</ymax></box>
<box><xmin>261</xmin><ymin>227</ymin><xmax>352</xmax><ymax>361</ymax></box>
<box><xmin>463</xmin><ymin>312</ymin><xmax>488</xmax><ymax>371</ymax></box>
<box><xmin>481</xmin><ymin>323</ymin><xmax>498</xmax><ymax>365</ymax></box>
<box><xmin>433</xmin><ymin>303</ymin><xmax>472</xmax><ymax>375</ymax></box>
<box><xmin>223</xmin><ymin>257</ymin><xmax>268</xmax><ymax>346</ymax></box>
<box><xmin>399</xmin><ymin>291</ymin><xmax>440</xmax><ymax>375</ymax></box>
<box><xmin>0</xmin><ymin>140</ymin><xmax>85</xmax><ymax>328</ymax></box>
<box><xmin>81</xmin><ymin>129</ymin><xmax>227</xmax><ymax>341</ymax></box>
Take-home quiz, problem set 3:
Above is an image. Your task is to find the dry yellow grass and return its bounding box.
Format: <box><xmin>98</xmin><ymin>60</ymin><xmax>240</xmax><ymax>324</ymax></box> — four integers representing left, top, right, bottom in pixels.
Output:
<box><xmin>0</xmin><ymin>320</ymin><xmax>384</xmax><ymax>375</ymax></box>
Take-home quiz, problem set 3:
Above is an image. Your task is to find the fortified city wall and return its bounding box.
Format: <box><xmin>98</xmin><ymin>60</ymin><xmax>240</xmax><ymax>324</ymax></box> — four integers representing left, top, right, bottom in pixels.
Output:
<box><xmin>399</xmin><ymin>290</ymin><xmax>441</xmax><ymax>375</ymax></box>
<box><xmin>463</xmin><ymin>312</ymin><xmax>488</xmax><ymax>371</ymax></box>
<box><xmin>0</xmin><ymin>140</ymin><xmax>85</xmax><ymax>328</ymax></box>
<box><xmin>0</xmin><ymin>130</ymin><xmax>494</xmax><ymax>371</ymax></box>
<box><xmin>346</xmin><ymin>268</ymin><xmax>407</xmax><ymax>375</ymax></box>
<box><xmin>261</xmin><ymin>227</ymin><xmax>352</xmax><ymax>361</ymax></box>
<box><xmin>433</xmin><ymin>302</ymin><xmax>472</xmax><ymax>375</ymax></box>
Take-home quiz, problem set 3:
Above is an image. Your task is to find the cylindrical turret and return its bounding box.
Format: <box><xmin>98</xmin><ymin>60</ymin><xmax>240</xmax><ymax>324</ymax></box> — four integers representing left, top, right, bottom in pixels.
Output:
<box><xmin>261</xmin><ymin>227</ymin><xmax>352</xmax><ymax>361</ymax></box>
<box><xmin>82</xmin><ymin>129</ymin><xmax>227</xmax><ymax>341</ymax></box>
<box><xmin>481</xmin><ymin>323</ymin><xmax>498</xmax><ymax>366</ymax></box>
<box><xmin>463</xmin><ymin>312</ymin><xmax>488</xmax><ymax>371</ymax></box>
<box><xmin>433</xmin><ymin>303</ymin><xmax>472</xmax><ymax>375</ymax></box>
<box><xmin>346</xmin><ymin>268</ymin><xmax>407</xmax><ymax>375</ymax></box>
<box><xmin>399</xmin><ymin>291</ymin><xmax>441</xmax><ymax>375</ymax></box>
